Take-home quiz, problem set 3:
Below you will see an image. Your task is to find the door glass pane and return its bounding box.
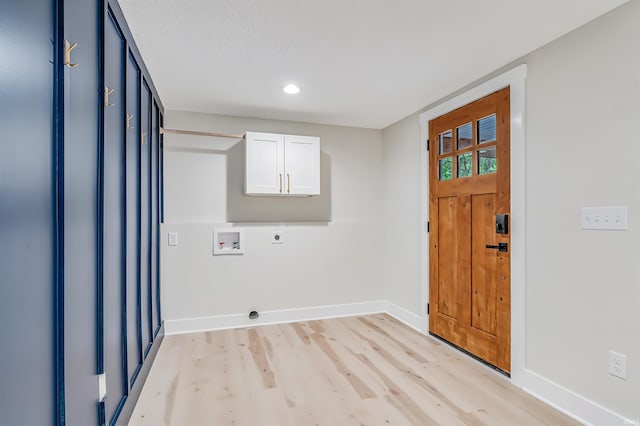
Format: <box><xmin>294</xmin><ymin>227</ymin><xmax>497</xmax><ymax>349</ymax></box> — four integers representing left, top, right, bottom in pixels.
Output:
<box><xmin>457</xmin><ymin>123</ymin><xmax>473</xmax><ymax>150</ymax></box>
<box><xmin>457</xmin><ymin>152</ymin><xmax>472</xmax><ymax>178</ymax></box>
<box><xmin>478</xmin><ymin>114</ymin><xmax>496</xmax><ymax>144</ymax></box>
<box><xmin>478</xmin><ymin>146</ymin><xmax>497</xmax><ymax>174</ymax></box>
<box><xmin>439</xmin><ymin>130</ymin><xmax>453</xmax><ymax>155</ymax></box>
<box><xmin>439</xmin><ymin>157</ymin><xmax>452</xmax><ymax>181</ymax></box>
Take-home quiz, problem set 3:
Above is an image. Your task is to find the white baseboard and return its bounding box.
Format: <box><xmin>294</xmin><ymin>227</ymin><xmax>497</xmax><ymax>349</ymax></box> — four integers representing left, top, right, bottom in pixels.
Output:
<box><xmin>164</xmin><ymin>300</ymin><xmax>633</xmax><ymax>426</ymax></box>
<box><xmin>383</xmin><ymin>301</ymin><xmax>428</xmax><ymax>334</ymax></box>
<box><xmin>517</xmin><ymin>369</ymin><xmax>635</xmax><ymax>426</ymax></box>
<box><xmin>382</xmin><ymin>302</ymin><xmax>633</xmax><ymax>426</ymax></box>
<box><xmin>164</xmin><ymin>300</ymin><xmax>387</xmax><ymax>335</ymax></box>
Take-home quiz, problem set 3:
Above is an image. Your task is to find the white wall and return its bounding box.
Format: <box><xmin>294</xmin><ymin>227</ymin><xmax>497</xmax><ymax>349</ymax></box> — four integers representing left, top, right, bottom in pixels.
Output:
<box><xmin>160</xmin><ymin>2</ymin><xmax>639</xmax><ymax>421</ymax></box>
<box><xmin>525</xmin><ymin>1</ymin><xmax>639</xmax><ymax>418</ymax></box>
<box><xmin>161</xmin><ymin>111</ymin><xmax>385</xmax><ymax>321</ymax></box>
<box><xmin>381</xmin><ymin>112</ymin><xmax>423</xmax><ymax>315</ymax></box>
<box><xmin>381</xmin><ymin>1</ymin><xmax>640</xmax><ymax>421</ymax></box>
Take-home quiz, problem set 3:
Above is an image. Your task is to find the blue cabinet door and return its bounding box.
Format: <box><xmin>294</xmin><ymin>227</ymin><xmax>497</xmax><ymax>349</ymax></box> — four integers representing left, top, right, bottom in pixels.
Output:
<box><xmin>0</xmin><ymin>1</ymin><xmax>56</xmax><ymax>424</ymax></box>
<box><xmin>62</xmin><ymin>0</ymin><xmax>101</xmax><ymax>423</ymax></box>
<box><xmin>151</xmin><ymin>102</ymin><xmax>161</xmax><ymax>335</ymax></box>
<box><xmin>160</xmin><ymin>114</ymin><xmax>165</xmax><ymax>224</ymax></box>
<box><xmin>126</xmin><ymin>52</ymin><xmax>143</xmax><ymax>388</ymax></box>
<box><xmin>140</xmin><ymin>81</ymin><xmax>152</xmax><ymax>357</ymax></box>
<box><xmin>103</xmin><ymin>9</ymin><xmax>127</xmax><ymax>424</ymax></box>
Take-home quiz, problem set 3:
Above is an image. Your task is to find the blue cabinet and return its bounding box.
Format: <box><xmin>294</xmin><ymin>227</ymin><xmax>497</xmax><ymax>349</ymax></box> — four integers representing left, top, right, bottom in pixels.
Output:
<box><xmin>140</xmin><ymin>81</ymin><xmax>152</xmax><ymax>358</ymax></box>
<box><xmin>151</xmin><ymin>102</ymin><xmax>161</xmax><ymax>336</ymax></box>
<box><xmin>126</xmin><ymin>51</ymin><xmax>143</xmax><ymax>390</ymax></box>
<box><xmin>0</xmin><ymin>1</ymin><xmax>57</xmax><ymax>424</ymax></box>
<box><xmin>1</xmin><ymin>0</ymin><xmax>165</xmax><ymax>424</ymax></box>
<box><xmin>62</xmin><ymin>0</ymin><xmax>101</xmax><ymax>423</ymax></box>
<box><xmin>103</xmin><ymin>9</ymin><xmax>128</xmax><ymax>423</ymax></box>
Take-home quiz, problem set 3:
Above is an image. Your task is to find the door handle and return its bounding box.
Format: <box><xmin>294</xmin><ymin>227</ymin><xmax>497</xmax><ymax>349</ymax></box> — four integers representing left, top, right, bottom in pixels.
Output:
<box><xmin>287</xmin><ymin>173</ymin><xmax>290</xmax><ymax>194</ymax></box>
<box><xmin>486</xmin><ymin>242</ymin><xmax>508</xmax><ymax>252</ymax></box>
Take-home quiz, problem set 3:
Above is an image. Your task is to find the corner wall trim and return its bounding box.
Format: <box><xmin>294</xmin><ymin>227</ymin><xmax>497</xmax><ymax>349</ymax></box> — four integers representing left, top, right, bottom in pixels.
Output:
<box><xmin>383</xmin><ymin>301</ymin><xmax>427</xmax><ymax>334</ymax></box>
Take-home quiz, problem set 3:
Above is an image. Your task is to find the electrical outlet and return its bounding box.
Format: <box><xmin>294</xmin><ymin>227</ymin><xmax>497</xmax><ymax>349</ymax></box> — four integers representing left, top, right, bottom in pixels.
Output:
<box><xmin>98</xmin><ymin>373</ymin><xmax>107</xmax><ymax>402</ymax></box>
<box><xmin>609</xmin><ymin>350</ymin><xmax>627</xmax><ymax>379</ymax></box>
<box><xmin>168</xmin><ymin>232</ymin><xmax>178</xmax><ymax>246</ymax></box>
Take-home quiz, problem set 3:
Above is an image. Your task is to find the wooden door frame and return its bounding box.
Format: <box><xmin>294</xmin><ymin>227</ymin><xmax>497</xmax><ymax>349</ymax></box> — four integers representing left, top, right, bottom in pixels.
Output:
<box><xmin>419</xmin><ymin>65</ymin><xmax>527</xmax><ymax>384</ymax></box>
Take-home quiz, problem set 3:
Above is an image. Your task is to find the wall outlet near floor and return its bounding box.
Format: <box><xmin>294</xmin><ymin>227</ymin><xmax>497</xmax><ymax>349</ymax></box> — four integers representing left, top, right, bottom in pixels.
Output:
<box><xmin>272</xmin><ymin>231</ymin><xmax>284</xmax><ymax>244</ymax></box>
<box><xmin>98</xmin><ymin>373</ymin><xmax>107</xmax><ymax>402</ymax></box>
<box><xmin>271</xmin><ymin>231</ymin><xmax>284</xmax><ymax>244</ymax></box>
<box><xmin>168</xmin><ymin>232</ymin><xmax>178</xmax><ymax>246</ymax></box>
<box><xmin>608</xmin><ymin>350</ymin><xmax>627</xmax><ymax>379</ymax></box>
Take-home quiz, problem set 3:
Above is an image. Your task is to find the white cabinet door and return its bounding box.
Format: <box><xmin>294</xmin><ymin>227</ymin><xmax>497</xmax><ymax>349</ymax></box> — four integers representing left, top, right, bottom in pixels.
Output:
<box><xmin>245</xmin><ymin>132</ymin><xmax>285</xmax><ymax>194</ymax></box>
<box><xmin>284</xmin><ymin>135</ymin><xmax>320</xmax><ymax>195</ymax></box>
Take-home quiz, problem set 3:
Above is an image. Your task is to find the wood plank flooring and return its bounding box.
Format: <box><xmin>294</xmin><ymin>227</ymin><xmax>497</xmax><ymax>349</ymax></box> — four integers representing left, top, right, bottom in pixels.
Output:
<box><xmin>128</xmin><ymin>314</ymin><xmax>580</xmax><ymax>426</ymax></box>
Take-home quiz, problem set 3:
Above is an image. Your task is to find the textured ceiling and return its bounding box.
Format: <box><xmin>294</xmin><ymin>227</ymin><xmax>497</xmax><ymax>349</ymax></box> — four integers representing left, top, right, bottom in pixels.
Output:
<box><xmin>118</xmin><ymin>0</ymin><xmax>627</xmax><ymax>129</ymax></box>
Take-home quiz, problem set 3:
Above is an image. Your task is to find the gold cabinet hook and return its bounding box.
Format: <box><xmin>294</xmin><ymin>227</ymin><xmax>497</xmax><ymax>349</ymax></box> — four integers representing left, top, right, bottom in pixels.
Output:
<box><xmin>141</xmin><ymin>131</ymin><xmax>148</xmax><ymax>145</ymax></box>
<box><xmin>126</xmin><ymin>114</ymin><xmax>134</xmax><ymax>130</ymax></box>
<box><xmin>104</xmin><ymin>86</ymin><xmax>114</xmax><ymax>107</ymax></box>
<box><xmin>64</xmin><ymin>40</ymin><xmax>78</xmax><ymax>67</ymax></box>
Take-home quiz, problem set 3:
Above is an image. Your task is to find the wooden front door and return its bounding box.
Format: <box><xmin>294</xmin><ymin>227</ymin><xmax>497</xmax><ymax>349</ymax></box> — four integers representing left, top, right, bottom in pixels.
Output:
<box><xmin>428</xmin><ymin>87</ymin><xmax>511</xmax><ymax>373</ymax></box>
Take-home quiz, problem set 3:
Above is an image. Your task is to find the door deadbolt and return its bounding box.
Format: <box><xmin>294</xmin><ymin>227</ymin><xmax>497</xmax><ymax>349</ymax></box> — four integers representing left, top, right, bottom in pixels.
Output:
<box><xmin>496</xmin><ymin>214</ymin><xmax>509</xmax><ymax>234</ymax></box>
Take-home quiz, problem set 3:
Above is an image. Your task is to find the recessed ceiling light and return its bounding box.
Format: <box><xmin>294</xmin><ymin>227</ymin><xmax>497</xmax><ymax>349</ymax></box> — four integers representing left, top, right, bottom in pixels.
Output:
<box><xmin>283</xmin><ymin>84</ymin><xmax>300</xmax><ymax>94</ymax></box>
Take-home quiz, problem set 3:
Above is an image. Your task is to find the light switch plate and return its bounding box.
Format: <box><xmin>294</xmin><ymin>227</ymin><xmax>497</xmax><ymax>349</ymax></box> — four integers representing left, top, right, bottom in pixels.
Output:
<box><xmin>581</xmin><ymin>206</ymin><xmax>628</xmax><ymax>230</ymax></box>
<box><xmin>168</xmin><ymin>232</ymin><xmax>178</xmax><ymax>246</ymax></box>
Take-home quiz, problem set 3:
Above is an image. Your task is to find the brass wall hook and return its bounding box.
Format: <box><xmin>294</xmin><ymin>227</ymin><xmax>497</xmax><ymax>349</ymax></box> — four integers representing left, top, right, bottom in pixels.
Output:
<box><xmin>126</xmin><ymin>114</ymin><xmax>134</xmax><ymax>130</ymax></box>
<box><xmin>104</xmin><ymin>86</ymin><xmax>114</xmax><ymax>107</ymax></box>
<box><xmin>64</xmin><ymin>40</ymin><xmax>78</xmax><ymax>67</ymax></box>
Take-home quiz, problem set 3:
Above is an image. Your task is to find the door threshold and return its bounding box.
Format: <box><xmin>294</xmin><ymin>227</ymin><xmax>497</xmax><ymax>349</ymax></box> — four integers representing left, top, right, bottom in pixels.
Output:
<box><xmin>428</xmin><ymin>332</ymin><xmax>510</xmax><ymax>378</ymax></box>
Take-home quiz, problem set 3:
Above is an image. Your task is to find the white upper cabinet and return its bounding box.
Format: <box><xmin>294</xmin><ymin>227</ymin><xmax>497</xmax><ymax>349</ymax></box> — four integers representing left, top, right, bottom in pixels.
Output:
<box><xmin>245</xmin><ymin>132</ymin><xmax>320</xmax><ymax>196</ymax></box>
<box><xmin>284</xmin><ymin>134</ymin><xmax>320</xmax><ymax>195</ymax></box>
<box><xmin>245</xmin><ymin>132</ymin><xmax>284</xmax><ymax>194</ymax></box>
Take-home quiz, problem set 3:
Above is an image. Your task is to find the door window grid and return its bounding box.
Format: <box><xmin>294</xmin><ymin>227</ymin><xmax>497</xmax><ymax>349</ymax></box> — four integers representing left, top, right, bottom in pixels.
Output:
<box><xmin>436</xmin><ymin>115</ymin><xmax>497</xmax><ymax>181</ymax></box>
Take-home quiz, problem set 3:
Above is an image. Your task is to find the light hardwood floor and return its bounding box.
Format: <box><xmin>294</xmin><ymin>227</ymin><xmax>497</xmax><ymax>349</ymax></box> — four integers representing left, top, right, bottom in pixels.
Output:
<box><xmin>129</xmin><ymin>314</ymin><xmax>580</xmax><ymax>426</ymax></box>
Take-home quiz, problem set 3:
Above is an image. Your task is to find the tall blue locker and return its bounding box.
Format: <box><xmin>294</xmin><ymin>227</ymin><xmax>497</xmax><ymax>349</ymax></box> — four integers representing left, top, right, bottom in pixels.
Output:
<box><xmin>62</xmin><ymin>0</ymin><xmax>101</xmax><ymax>424</ymax></box>
<box><xmin>125</xmin><ymin>52</ymin><xmax>143</xmax><ymax>388</ymax></box>
<box><xmin>140</xmin><ymin>81</ymin><xmax>152</xmax><ymax>357</ymax></box>
<box><xmin>1</xmin><ymin>1</ymin><xmax>165</xmax><ymax>423</ymax></box>
<box><xmin>151</xmin><ymin>102</ymin><xmax>161</xmax><ymax>336</ymax></box>
<box><xmin>0</xmin><ymin>0</ymin><xmax>58</xmax><ymax>424</ymax></box>
<box><xmin>160</xmin><ymin>114</ymin><xmax>165</xmax><ymax>223</ymax></box>
<box><xmin>102</xmin><ymin>9</ymin><xmax>128</xmax><ymax>423</ymax></box>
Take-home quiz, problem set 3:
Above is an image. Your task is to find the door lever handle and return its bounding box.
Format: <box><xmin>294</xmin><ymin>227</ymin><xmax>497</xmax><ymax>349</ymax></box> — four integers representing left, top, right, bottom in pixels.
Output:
<box><xmin>486</xmin><ymin>242</ymin><xmax>508</xmax><ymax>252</ymax></box>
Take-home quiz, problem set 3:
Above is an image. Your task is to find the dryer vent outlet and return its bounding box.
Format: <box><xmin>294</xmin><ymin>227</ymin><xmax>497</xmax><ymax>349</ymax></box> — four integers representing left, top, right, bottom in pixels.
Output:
<box><xmin>249</xmin><ymin>311</ymin><xmax>259</xmax><ymax>320</ymax></box>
